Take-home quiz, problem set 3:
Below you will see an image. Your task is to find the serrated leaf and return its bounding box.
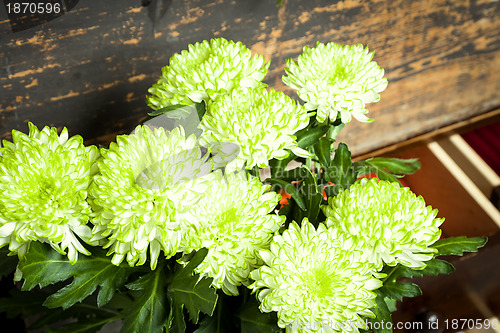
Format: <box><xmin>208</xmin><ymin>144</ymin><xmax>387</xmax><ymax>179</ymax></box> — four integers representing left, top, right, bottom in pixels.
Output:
<box><xmin>379</xmin><ymin>265</ymin><xmax>422</xmax><ymax>302</ymax></box>
<box><xmin>364</xmin><ymin>157</ymin><xmax>421</xmax><ymax>175</ymax></box>
<box><xmin>325</xmin><ymin>143</ymin><xmax>356</xmax><ymax>187</ymax></box>
<box><xmin>194</xmin><ymin>294</ymin><xmax>233</xmax><ymax>333</ymax></box>
<box><xmin>313</xmin><ymin>137</ymin><xmax>332</xmax><ymax>167</ymax></box>
<box><xmin>269</xmin><ymin>126</ymin><xmax>329</xmax><ymax>178</ymax></box>
<box><xmin>366</xmin><ymin>291</ymin><xmax>393</xmax><ymax>333</ymax></box>
<box><xmin>19</xmin><ymin>242</ymin><xmax>75</xmax><ymax>290</ymax></box>
<box><xmin>325</xmin><ymin>123</ymin><xmax>345</xmax><ymax>142</ymax></box>
<box><xmin>295</xmin><ymin>125</ymin><xmax>330</xmax><ymax>150</ymax></box>
<box><xmin>272</xmin><ymin>167</ymin><xmax>303</xmax><ymax>182</ymax></box>
<box><xmin>0</xmin><ymin>289</ymin><xmax>122</xmax><ymax>332</ymax></box>
<box><xmin>122</xmin><ymin>266</ymin><xmax>169</xmax><ymax>333</ymax></box>
<box><xmin>31</xmin><ymin>300</ymin><xmax>120</xmax><ymax>331</ymax></box>
<box><xmin>0</xmin><ymin>287</ymin><xmax>48</xmax><ymax>319</ymax></box>
<box><xmin>269</xmin><ymin>157</ymin><xmax>290</xmax><ymax>178</ymax></box>
<box><xmin>420</xmin><ymin>258</ymin><xmax>455</xmax><ymax>276</ymax></box>
<box><xmin>354</xmin><ymin>157</ymin><xmax>421</xmax><ymax>186</ymax></box>
<box><xmin>147</xmin><ymin>104</ymin><xmax>186</xmax><ymax>117</ymax></box>
<box><xmin>236</xmin><ymin>295</ymin><xmax>280</xmax><ymax>333</ymax></box>
<box><xmin>384</xmin><ymin>259</ymin><xmax>455</xmax><ymax>280</ymax></box>
<box><xmin>379</xmin><ymin>280</ymin><xmax>421</xmax><ymax>302</ymax></box>
<box><xmin>18</xmin><ymin>242</ymin><xmax>136</xmax><ymax>309</ymax></box>
<box><xmin>168</xmin><ymin>249</ymin><xmax>218</xmax><ymax>326</ymax></box>
<box><xmin>265</xmin><ymin>178</ymin><xmax>306</xmax><ymax>211</ymax></box>
<box><xmin>431</xmin><ymin>236</ymin><xmax>487</xmax><ymax>256</ymax></box>
<box><xmin>0</xmin><ymin>248</ymin><xmax>18</xmax><ymax>278</ymax></box>
<box><xmin>384</xmin><ymin>297</ymin><xmax>397</xmax><ymax>312</ymax></box>
<box><xmin>354</xmin><ymin>163</ymin><xmax>401</xmax><ymax>183</ymax></box>
<box><xmin>169</xmin><ymin>298</ymin><xmax>186</xmax><ymax>333</ymax></box>
<box><xmin>305</xmin><ymin>193</ymin><xmax>322</xmax><ymax>224</ymax></box>
<box><xmin>378</xmin><ymin>259</ymin><xmax>454</xmax><ymax>303</ymax></box>
<box><xmin>298</xmin><ymin>167</ymin><xmax>322</xmax><ymax>224</ymax></box>
<box><xmin>45</xmin><ymin>315</ymin><xmax>120</xmax><ymax>333</ymax></box>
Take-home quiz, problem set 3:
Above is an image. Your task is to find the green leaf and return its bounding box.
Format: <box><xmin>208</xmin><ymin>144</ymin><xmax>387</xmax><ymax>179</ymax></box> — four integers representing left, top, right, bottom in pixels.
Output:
<box><xmin>265</xmin><ymin>178</ymin><xmax>306</xmax><ymax>211</ymax></box>
<box><xmin>45</xmin><ymin>315</ymin><xmax>120</xmax><ymax>333</ymax></box>
<box><xmin>0</xmin><ymin>288</ymin><xmax>123</xmax><ymax>332</ymax></box>
<box><xmin>378</xmin><ymin>265</ymin><xmax>421</xmax><ymax>302</ymax></box>
<box><xmin>353</xmin><ymin>157</ymin><xmax>421</xmax><ymax>185</ymax></box>
<box><xmin>384</xmin><ymin>297</ymin><xmax>397</xmax><ymax>312</ymax></box>
<box><xmin>169</xmin><ymin>297</ymin><xmax>187</xmax><ymax>333</ymax></box>
<box><xmin>194</xmin><ymin>293</ymin><xmax>234</xmax><ymax>333</ymax></box>
<box><xmin>271</xmin><ymin>166</ymin><xmax>303</xmax><ymax>182</ymax></box>
<box><xmin>269</xmin><ymin>157</ymin><xmax>290</xmax><ymax>178</ymax></box>
<box><xmin>0</xmin><ymin>248</ymin><xmax>18</xmax><ymax>279</ymax></box>
<box><xmin>122</xmin><ymin>265</ymin><xmax>169</xmax><ymax>333</ymax></box>
<box><xmin>299</xmin><ymin>167</ymin><xmax>322</xmax><ymax>224</ymax></box>
<box><xmin>313</xmin><ymin>137</ymin><xmax>332</xmax><ymax>167</ymax></box>
<box><xmin>325</xmin><ymin>123</ymin><xmax>345</xmax><ymax>142</ymax></box>
<box><xmin>196</xmin><ymin>101</ymin><xmax>206</xmax><ymax>120</ymax></box>
<box><xmin>168</xmin><ymin>248</ymin><xmax>218</xmax><ymax>327</ymax></box>
<box><xmin>18</xmin><ymin>242</ymin><xmax>136</xmax><ymax>309</ymax></box>
<box><xmin>379</xmin><ymin>280</ymin><xmax>421</xmax><ymax>302</ymax></box>
<box><xmin>419</xmin><ymin>258</ymin><xmax>455</xmax><ymax>276</ymax></box>
<box><xmin>0</xmin><ymin>287</ymin><xmax>48</xmax><ymax>319</ymax></box>
<box><xmin>366</xmin><ymin>290</ymin><xmax>393</xmax><ymax>333</ymax></box>
<box><xmin>378</xmin><ymin>259</ymin><xmax>455</xmax><ymax>303</ymax></box>
<box><xmin>325</xmin><ymin>143</ymin><xmax>356</xmax><ymax>188</ymax></box>
<box><xmin>31</xmin><ymin>297</ymin><xmax>124</xmax><ymax>331</ymax></box>
<box><xmin>236</xmin><ymin>295</ymin><xmax>280</xmax><ymax>333</ymax></box>
<box><xmin>363</xmin><ymin>157</ymin><xmax>421</xmax><ymax>175</ymax></box>
<box><xmin>431</xmin><ymin>236</ymin><xmax>487</xmax><ymax>256</ymax></box>
<box><xmin>270</xmin><ymin>125</ymin><xmax>329</xmax><ymax>178</ymax></box>
<box><xmin>295</xmin><ymin>125</ymin><xmax>329</xmax><ymax>150</ymax></box>
<box><xmin>147</xmin><ymin>104</ymin><xmax>186</xmax><ymax>117</ymax></box>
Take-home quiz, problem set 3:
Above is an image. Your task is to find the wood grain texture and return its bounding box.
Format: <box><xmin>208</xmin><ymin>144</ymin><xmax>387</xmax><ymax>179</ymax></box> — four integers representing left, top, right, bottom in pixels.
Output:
<box><xmin>0</xmin><ymin>0</ymin><xmax>499</xmax><ymax>155</ymax></box>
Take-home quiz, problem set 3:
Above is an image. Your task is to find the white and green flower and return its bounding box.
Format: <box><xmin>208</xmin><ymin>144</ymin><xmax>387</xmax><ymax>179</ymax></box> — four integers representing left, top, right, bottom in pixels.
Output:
<box><xmin>180</xmin><ymin>171</ymin><xmax>283</xmax><ymax>295</ymax></box>
<box><xmin>199</xmin><ymin>87</ymin><xmax>312</xmax><ymax>172</ymax></box>
<box><xmin>250</xmin><ymin>219</ymin><xmax>381</xmax><ymax>332</ymax></box>
<box><xmin>283</xmin><ymin>42</ymin><xmax>388</xmax><ymax>123</ymax></box>
<box><xmin>0</xmin><ymin>123</ymin><xmax>99</xmax><ymax>263</ymax></box>
<box><xmin>90</xmin><ymin>125</ymin><xmax>211</xmax><ymax>269</ymax></box>
<box><xmin>323</xmin><ymin>178</ymin><xmax>444</xmax><ymax>270</ymax></box>
<box><xmin>147</xmin><ymin>38</ymin><xmax>269</xmax><ymax>109</ymax></box>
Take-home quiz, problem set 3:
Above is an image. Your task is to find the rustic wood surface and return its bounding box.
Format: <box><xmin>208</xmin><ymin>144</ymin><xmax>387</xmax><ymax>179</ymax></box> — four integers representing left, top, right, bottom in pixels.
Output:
<box><xmin>1</xmin><ymin>0</ymin><xmax>499</xmax><ymax>156</ymax></box>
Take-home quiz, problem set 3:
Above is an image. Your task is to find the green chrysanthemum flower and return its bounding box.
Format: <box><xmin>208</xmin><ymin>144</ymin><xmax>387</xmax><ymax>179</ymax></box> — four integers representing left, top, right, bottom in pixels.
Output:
<box><xmin>283</xmin><ymin>42</ymin><xmax>388</xmax><ymax>124</ymax></box>
<box><xmin>323</xmin><ymin>178</ymin><xmax>444</xmax><ymax>270</ymax></box>
<box><xmin>0</xmin><ymin>123</ymin><xmax>99</xmax><ymax>263</ymax></box>
<box><xmin>147</xmin><ymin>38</ymin><xmax>269</xmax><ymax>109</ymax></box>
<box><xmin>90</xmin><ymin>125</ymin><xmax>211</xmax><ymax>269</ymax></box>
<box><xmin>250</xmin><ymin>219</ymin><xmax>381</xmax><ymax>332</ymax></box>
<box><xmin>180</xmin><ymin>171</ymin><xmax>284</xmax><ymax>295</ymax></box>
<box><xmin>199</xmin><ymin>87</ymin><xmax>312</xmax><ymax>172</ymax></box>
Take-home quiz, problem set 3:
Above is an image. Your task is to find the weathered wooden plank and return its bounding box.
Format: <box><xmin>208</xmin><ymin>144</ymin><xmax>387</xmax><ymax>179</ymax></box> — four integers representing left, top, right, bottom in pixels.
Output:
<box><xmin>0</xmin><ymin>0</ymin><xmax>499</xmax><ymax>156</ymax></box>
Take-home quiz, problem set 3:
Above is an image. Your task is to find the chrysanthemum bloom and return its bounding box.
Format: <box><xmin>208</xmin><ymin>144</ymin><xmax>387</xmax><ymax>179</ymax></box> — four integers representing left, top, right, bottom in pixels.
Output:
<box><xmin>180</xmin><ymin>171</ymin><xmax>284</xmax><ymax>295</ymax></box>
<box><xmin>90</xmin><ymin>125</ymin><xmax>211</xmax><ymax>269</ymax></box>
<box><xmin>323</xmin><ymin>178</ymin><xmax>444</xmax><ymax>270</ymax></box>
<box><xmin>199</xmin><ymin>87</ymin><xmax>312</xmax><ymax>172</ymax></box>
<box><xmin>250</xmin><ymin>219</ymin><xmax>381</xmax><ymax>332</ymax></box>
<box><xmin>147</xmin><ymin>38</ymin><xmax>269</xmax><ymax>109</ymax></box>
<box><xmin>0</xmin><ymin>123</ymin><xmax>99</xmax><ymax>263</ymax></box>
<box><xmin>283</xmin><ymin>42</ymin><xmax>388</xmax><ymax>123</ymax></box>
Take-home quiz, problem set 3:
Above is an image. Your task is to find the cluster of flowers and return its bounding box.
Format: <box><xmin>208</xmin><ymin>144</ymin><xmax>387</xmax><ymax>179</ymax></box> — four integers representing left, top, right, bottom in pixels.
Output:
<box><xmin>0</xmin><ymin>38</ymin><xmax>442</xmax><ymax>332</ymax></box>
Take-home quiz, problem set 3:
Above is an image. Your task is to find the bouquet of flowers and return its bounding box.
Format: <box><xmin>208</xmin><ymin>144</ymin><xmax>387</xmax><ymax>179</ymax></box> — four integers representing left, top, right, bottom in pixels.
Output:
<box><xmin>0</xmin><ymin>38</ymin><xmax>487</xmax><ymax>333</ymax></box>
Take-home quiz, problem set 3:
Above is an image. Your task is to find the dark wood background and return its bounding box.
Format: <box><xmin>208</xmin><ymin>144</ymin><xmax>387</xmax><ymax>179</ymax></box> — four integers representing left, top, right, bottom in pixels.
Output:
<box><xmin>1</xmin><ymin>0</ymin><xmax>499</xmax><ymax>156</ymax></box>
